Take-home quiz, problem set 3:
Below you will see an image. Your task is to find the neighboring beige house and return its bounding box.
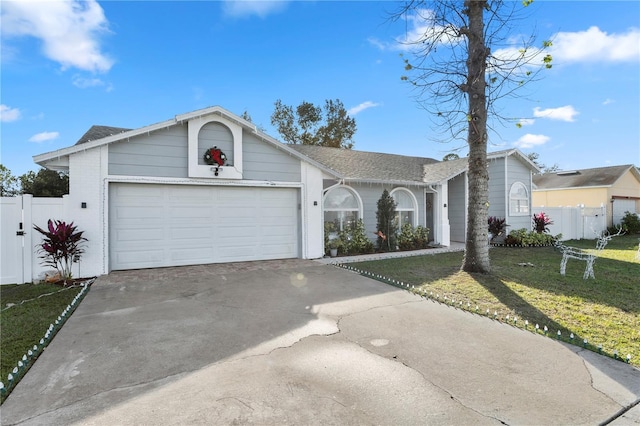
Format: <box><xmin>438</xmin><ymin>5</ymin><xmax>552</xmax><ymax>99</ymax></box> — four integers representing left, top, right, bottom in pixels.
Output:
<box><xmin>533</xmin><ymin>165</ymin><xmax>640</xmax><ymax>227</ymax></box>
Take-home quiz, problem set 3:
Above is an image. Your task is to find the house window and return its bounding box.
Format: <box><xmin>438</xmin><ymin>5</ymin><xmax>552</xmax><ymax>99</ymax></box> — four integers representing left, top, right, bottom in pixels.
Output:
<box><xmin>391</xmin><ymin>188</ymin><xmax>417</xmax><ymax>228</ymax></box>
<box><xmin>509</xmin><ymin>182</ymin><xmax>529</xmax><ymax>215</ymax></box>
<box><xmin>324</xmin><ymin>186</ymin><xmax>361</xmax><ymax>237</ymax></box>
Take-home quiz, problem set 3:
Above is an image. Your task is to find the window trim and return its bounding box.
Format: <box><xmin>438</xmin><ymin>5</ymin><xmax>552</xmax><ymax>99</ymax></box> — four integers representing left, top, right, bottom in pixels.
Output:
<box><xmin>509</xmin><ymin>181</ymin><xmax>530</xmax><ymax>216</ymax></box>
<box><xmin>390</xmin><ymin>187</ymin><xmax>418</xmax><ymax>227</ymax></box>
<box><xmin>323</xmin><ymin>185</ymin><xmax>363</xmax><ymax>231</ymax></box>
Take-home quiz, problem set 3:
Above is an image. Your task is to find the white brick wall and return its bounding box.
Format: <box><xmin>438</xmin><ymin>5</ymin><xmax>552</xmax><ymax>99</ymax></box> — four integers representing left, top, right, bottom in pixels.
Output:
<box><xmin>68</xmin><ymin>148</ymin><xmax>107</xmax><ymax>277</ymax></box>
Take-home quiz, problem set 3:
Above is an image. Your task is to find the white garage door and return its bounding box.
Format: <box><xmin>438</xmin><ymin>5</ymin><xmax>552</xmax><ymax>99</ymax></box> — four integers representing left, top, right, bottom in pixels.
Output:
<box><xmin>109</xmin><ymin>183</ymin><xmax>299</xmax><ymax>270</ymax></box>
<box><xmin>612</xmin><ymin>199</ymin><xmax>636</xmax><ymax>225</ymax></box>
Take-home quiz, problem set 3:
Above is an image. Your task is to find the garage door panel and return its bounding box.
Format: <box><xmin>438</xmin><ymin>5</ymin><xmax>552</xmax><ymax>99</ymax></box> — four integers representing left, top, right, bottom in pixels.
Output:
<box><xmin>170</xmin><ymin>247</ymin><xmax>215</xmax><ymax>262</ymax></box>
<box><xmin>113</xmin><ymin>249</ymin><xmax>165</xmax><ymax>268</ymax></box>
<box><xmin>262</xmin><ymin>227</ymin><xmax>296</xmax><ymax>239</ymax></box>
<box><xmin>168</xmin><ymin>206</ymin><xmax>214</xmax><ymax>220</ymax></box>
<box><xmin>114</xmin><ymin>228</ymin><xmax>164</xmax><ymax>242</ymax></box>
<box><xmin>170</xmin><ymin>227</ymin><xmax>214</xmax><ymax>240</ymax></box>
<box><xmin>110</xmin><ymin>184</ymin><xmax>298</xmax><ymax>270</ymax></box>
<box><xmin>217</xmin><ymin>225</ymin><xmax>259</xmax><ymax>239</ymax></box>
<box><xmin>113</xmin><ymin>206</ymin><xmax>165</xmax><ymax>220</ymax></box>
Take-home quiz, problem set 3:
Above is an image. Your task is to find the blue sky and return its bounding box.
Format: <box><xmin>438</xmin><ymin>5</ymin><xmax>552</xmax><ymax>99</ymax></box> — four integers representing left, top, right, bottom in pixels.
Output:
<box><xmin>1</xmin><ymin>0</ymin><xmax>639</xmax><ymax>177</ymax></box>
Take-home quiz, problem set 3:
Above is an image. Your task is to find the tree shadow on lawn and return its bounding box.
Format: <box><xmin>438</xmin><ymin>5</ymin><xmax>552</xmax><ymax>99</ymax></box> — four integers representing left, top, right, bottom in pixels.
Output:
<box><xmin>489</xmin><ymin>246</ymin><xmax>640</xmax><ymax>315</ymax></box>
<box><xmin>468</xmin><ymin>271</ymin><xmax>572</xmax><ymax>338</ymax></box>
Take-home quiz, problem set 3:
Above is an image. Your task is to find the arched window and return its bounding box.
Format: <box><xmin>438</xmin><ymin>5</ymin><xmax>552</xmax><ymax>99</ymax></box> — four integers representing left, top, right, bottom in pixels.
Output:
<box><xmin>324</xmin><ymin>186</ymin><xmax>362</xmax><ymax>237</ymax></box>
<box><xmin>509</xmin><ymin>182</ymin><xmax>529</xmax><ymax>216</ymax></box>
<box><xmin>391</xmin><ymin>188</ymin><xmax>417</xmax><ymax>228</ymax></box>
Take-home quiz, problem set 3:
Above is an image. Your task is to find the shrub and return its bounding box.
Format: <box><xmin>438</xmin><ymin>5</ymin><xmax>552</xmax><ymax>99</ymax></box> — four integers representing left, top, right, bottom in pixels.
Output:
<box><xmin>397</xmin><ymin>223</ymin><xmax>416</xmax><ymax>251</ymax></box>
<box><xmin>533</xmin><ymin>212</ymin><xmax>553</xmax><ymax>233</ymax></box>
<box><xmin>376</xmin><ymin>189</ymin><xmax>397</xmax><ymax>252</ymax></box>
<box><xmin>342</xmin><ymin>219</ymin><xmax>374</xmax><ymax>255</ymax></box>
<box><xmin>414</xmin><ymin>225</ymin><xmax>430</xmax><ymax>249</ymax></box>
<box><xmin>33</xmin><ymin>219</ymin><xmax>87</xmax><ymax>283</ymax></box>
<box><xmin>504</xmin><ymin>228</ymin><xmax>559</xmax><ymax>246</ymax></box>
<box><xmin>620</xmin><ymin>211</ymin><xmax>640</xmax><ymax>234</ymax></box>
<box><xmin>488</xmin><ymin>216</ymin><xmax>508</xmax><ymax>240</ymax></box>
<box><xmin>397</xmin><ymin>224</ymin><xmax>430</xmax><ymax>251</ymax></box>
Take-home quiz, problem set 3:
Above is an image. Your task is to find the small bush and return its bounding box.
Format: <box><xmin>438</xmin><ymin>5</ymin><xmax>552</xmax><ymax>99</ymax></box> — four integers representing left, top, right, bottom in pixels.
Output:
<box><xmin>532</xmin><ymin>212</ymin><xmax>553</xmax><ymax>234</ymax></box>
<box><xmin>414</xmin><ymin>225</ymin><xmax>430</xmax><ymax>249</ymax></box>
<box><xmin>620</xmin><ymin>211</ymin><xmax>640</xmax><ymax>234</ymax></box>
<box><xmin>33</xmin><ymin>219</ymin><xmax>87</xmax><ymax>283</ymax></box>
<box><xmin>397</xmin><ymin>223</ymin><xmax>416</xmax><ymax>251</ymax></box>
<box><xmin>488</xmin><ymin>216</ymin><xmax>508</xmax><ymax>241</ymax></box>
<box><xmin>504</xmin><ymin>228</ymin><xmax>559</xmax><ymax>246</ymax></box>
<box><xmin>342</xmin><ymin>219</ymin><xmax>375</xmax><ymax>255</ymax></box>
<box><xmin>397</xmin><ymin>223</ymin><xmax>430</xmax><ymax>251</ymax></box>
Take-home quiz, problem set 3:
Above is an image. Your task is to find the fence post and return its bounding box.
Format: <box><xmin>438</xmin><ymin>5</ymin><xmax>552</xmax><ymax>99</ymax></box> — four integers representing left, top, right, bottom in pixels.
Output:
<box><xmin>22</xmin><ymin>194</ymin><xmax>34</xmax><ymax>284</ymax></box>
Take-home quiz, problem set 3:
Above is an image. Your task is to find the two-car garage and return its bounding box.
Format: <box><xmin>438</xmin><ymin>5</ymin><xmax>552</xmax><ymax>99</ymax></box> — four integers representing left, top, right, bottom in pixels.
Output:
<box><xmin>109</xmin><ymin>183</ymin><xmax>299</xmax><ymax>270</ymax></box>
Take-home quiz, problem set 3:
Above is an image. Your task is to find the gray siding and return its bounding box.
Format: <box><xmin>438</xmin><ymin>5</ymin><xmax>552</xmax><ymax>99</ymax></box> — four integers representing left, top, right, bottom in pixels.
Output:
<box><xmin>109</xmin><ymin>125</ymin><xmax>189</xmax><ymax>177</ymax></box>
<box><xmin>242</xmin><ymin>133</ymin><xmax>301</xmax><ymax>182</ymax></box>
<box><xmin>488</xmin><ymin>157</ymin><xmax>506</xmax><ymax>219</ymax></box>
<box><xmin>448</xmin><ymin>173</ymin><xmax>466</xmax><ymax>242</ymax></box>
<box><xmin>108</xmin><ymin>124</ymin><xmax>302</xmax><ymax>182</ymax></box>
<box><xmin>346</xmin><ymin>184</ymin><xmax>426</xmax><ymax>242</ymax></box>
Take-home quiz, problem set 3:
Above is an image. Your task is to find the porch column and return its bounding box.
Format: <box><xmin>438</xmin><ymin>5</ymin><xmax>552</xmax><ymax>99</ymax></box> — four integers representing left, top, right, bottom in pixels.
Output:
<box><xmin>439</xmin><ymin>182</ymin><xmax>451</xmax><ymax>246</ymax></box>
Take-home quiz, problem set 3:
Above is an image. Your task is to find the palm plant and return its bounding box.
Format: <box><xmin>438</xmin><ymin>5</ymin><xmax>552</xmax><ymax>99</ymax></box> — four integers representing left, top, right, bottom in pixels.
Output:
<box><xmin>33</xmin><ymin>219</ymin><xmax>87</xmax><ymax>283</ymax></box>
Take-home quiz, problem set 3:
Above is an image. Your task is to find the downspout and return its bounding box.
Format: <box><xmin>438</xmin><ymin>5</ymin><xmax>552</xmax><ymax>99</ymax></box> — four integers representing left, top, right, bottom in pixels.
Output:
<box><xmin>323</xmin><ymin>178</ymin><xmax>345</xmax><ymax>195</ymax></box>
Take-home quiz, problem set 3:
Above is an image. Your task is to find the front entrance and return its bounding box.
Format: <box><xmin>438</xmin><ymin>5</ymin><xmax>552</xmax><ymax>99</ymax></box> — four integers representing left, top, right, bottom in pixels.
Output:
<box><xmin>425</xmin><ymin>192</ymin><xmax>434</xmax><ymax>242</ymax></box>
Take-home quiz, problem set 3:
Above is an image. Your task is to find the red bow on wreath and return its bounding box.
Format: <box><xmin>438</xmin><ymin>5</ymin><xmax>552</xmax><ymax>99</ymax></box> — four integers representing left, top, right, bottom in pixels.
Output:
<box><xmin>203</xmin><ymin>146</ymin><xmax>227</xmax><ymax>167</ymax></box>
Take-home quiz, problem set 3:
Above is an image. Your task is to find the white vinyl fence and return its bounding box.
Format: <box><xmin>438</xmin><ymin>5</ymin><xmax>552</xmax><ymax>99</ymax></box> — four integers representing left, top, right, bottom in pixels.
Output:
<box><xmin>0</xmin><ymin>195</ymin><xmax>72</xmax><ymax>285</ymax></box>
<box><xmin>531</xmin><ymin>205</ymin><xmax>607</xmax><ymax>241</ymax></box>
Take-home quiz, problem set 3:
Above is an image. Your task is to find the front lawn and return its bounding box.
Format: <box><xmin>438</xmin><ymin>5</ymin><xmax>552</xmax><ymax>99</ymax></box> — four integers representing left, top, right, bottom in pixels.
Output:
<box><xmin>348</xmin><ymin>235</ymin><xmax>640</xmax><ymax>366</ymax></box>
<box><xmin>1</xmin><ymin>283</ymin><xmax>88</xmax><ymax>404</ymax></box>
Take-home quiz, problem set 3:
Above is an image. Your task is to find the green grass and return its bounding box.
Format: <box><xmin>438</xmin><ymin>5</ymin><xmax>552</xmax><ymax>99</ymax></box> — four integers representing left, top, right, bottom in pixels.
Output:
<box><xmin>1</xmin><ymin>283</ymin><xmax>85</xmax><ymax>403</ymax></box>
<box><xmin>349</xmin><ymin>234</ymin><xmax>640</xmax><ymax>365</ymax></box>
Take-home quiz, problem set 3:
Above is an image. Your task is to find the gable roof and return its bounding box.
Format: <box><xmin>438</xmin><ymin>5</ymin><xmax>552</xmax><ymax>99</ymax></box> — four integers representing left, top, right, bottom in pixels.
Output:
<box><xmin>33</xmin><ymin>106</ymin><xmax>537</xmax><ymax>185</ymax></box>
<box><xmin>533</xmin><ymin>165</ymin><xmax>640</xmax><ymax>190</ymax></box>
<box><xmin>76</xmin><ymin>125</ymin><xmax>131</xmax><ymax>145</ymax></box>
<box><xmin>290</xmin><ymin>146</ymin><xmax>538</xmax><ymax>185</ymax></box>
<box><xmin>32</xmin><ymin>106</ymin><xmax>337</xmax><ymax>175</ymax></box>
<box><xmin>289</xmin><ymin>145</ymin><xmax>440</xmax><ymax>185</ymax></box>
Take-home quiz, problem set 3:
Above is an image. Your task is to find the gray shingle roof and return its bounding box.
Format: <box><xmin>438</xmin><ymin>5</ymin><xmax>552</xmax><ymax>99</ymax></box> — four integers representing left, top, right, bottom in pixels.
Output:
<box><xmin>75</xmin><ymin>125</ymin><xmax>131</xmax><ymax>145</ymax></box>
<box><xmin>422</xmin><ymin>157</ymin><xmax>468</xmax><ymax>183</ymax></box>
<box><xmin>533</xmin><ymin>165</ymin><xmax>637</xmax><ymax>189</ymax></box>
<box><xmin>289</xmin><ymin>145</ymin><xmax>440</xmax><ymax>183</ymax></box>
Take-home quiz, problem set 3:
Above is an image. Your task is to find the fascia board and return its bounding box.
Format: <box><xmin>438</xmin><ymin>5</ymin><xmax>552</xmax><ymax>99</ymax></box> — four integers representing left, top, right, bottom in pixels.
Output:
<box><xmin>532</xmin><ymin>185</ymin><xmax>612</xmax><ymax>191</ymax></box>
<box><xmin>343</xmin><ymin>178</ymin><xmax>429</xmax><ymax>187</ymax></box>
<box><xmin>488</xmin><ymin>148</ymin><xmax>541</xmax><ymax>173</ymax></box>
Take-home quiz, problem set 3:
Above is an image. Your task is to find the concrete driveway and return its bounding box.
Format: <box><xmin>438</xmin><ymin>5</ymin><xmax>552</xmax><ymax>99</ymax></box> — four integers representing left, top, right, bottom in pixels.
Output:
<box><xmin>2</xmin><ymin>259</ymin><xmax>639</xmax><ymax>425</ymax></box>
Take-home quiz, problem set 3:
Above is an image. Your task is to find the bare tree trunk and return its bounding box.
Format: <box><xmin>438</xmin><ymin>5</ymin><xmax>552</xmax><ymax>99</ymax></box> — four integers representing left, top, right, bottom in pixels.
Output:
<box><xmin>462</xmin><ymin>0</ymin><xmax>490</xmax><ymax>273</ymax></box>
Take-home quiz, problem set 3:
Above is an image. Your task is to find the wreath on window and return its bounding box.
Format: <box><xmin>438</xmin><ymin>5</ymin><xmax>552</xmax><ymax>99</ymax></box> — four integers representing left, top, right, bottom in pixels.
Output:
<box><xmin>203</xmin><ymin>146</ymin><xmax>227</xmax><ymax>167</ymax></box>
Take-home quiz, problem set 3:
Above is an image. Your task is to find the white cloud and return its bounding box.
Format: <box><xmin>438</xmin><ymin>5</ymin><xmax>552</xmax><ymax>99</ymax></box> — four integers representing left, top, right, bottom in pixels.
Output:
<box><xmin>550</xmin><ymin>26</ymin><xmax>640</xmax><ymax>63</ymax></box>
<box><xmin>533</xmin><ymin>106</ymin><xmax>579</xmax><ymax>122</ymax></box>
<box><xmin>29</xmin><ymin>131</ymin><xmax>59</xmax><ymax>143</ymax></box>
<box><xmin>517</xmin><ymin>118</ymin><xmax>535</xmax><ymax>127</ymax></box>
<box><xmin>72</xmin><ymin>75</ymin><xmax>104</xmax><ymax>88</ymax></box>
<box><xmin>1</xmin><ymin>0</ymin><xmax>113</xmax><ymax>72</ymax></box>
<box><xmin>602</xmin><ymin>98</ymin><xmax>615</xmax><ymax>106</ymax></box>
<box><xmin>0</xmin><ymin>104</ymin><xmax>21</xmax><ymax>122</ymax></box>
<box><xmin>372</xmin><ymin>9</ymin><xmax>460</xmax><ymax>52</ymax></box>
<box><xmin>222</xmin><ymin>1</ymin><xmax>288</xmax><ymax>18</ymax></box>
<box><xmin>348</xmin><ymin>101</ymin><xmax>381</xmax><ymax>116</ymax></box>
<box><xmin>513</xmin><ymin>134</ymin><xmax>550</xmax><ymax>149</ymax></box>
